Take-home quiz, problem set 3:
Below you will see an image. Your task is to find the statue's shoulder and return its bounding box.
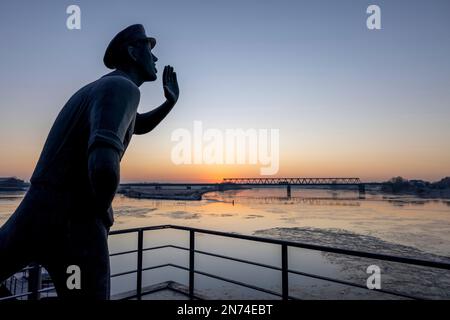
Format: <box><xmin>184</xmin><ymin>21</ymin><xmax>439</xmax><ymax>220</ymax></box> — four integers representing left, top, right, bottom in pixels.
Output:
<box><xmin>93</xmin><ymin>74</ymin><xmax>140</xmax><ymax>99</ymax></box>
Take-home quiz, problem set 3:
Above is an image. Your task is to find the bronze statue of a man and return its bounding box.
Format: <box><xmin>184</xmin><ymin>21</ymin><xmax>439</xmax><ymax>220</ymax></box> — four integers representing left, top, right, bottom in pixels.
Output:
<box><xmin>0</xmin><ymin>24</ymin><xmax>179</xmax><ymax>299</ymax></box>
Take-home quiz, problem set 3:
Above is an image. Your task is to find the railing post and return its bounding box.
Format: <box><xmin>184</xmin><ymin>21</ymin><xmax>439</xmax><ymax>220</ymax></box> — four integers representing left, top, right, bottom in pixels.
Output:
<box><xmin>28</xmin><ymin>264</ymin><xmax>42</xmax><ymax>300</ymax></box>
<box><xmin>189</xmin><ymin>230</ymin><xmax>195</xmax><ymax>299</ymax></box>
<box><xmin>136</xmin><ymin>229</ymin><xmax>143</xmax><ymax>300</ymax></box>
<box><xmin>281</xmin><ymin>244</ymin><xmax>289</xmax><ymax>300</ymax></box>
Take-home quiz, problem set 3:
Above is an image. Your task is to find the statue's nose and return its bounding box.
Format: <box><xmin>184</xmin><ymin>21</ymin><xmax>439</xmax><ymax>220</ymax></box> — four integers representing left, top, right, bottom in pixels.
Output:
<box><xmin>152</xmin><ymin>54</ymin><xmax>158</xmax><ymax>62</ymax></box>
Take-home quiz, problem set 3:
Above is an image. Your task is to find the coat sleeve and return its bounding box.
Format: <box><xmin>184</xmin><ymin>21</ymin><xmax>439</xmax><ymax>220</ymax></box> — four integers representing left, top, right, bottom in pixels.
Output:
<box><xmin>87</xmin><ymin>77</ymin><xmax>140</xmax><ymax>157</ymax></box>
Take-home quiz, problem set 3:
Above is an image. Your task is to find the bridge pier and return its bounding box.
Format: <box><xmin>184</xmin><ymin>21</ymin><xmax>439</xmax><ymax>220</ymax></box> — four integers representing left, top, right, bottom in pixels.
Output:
<box><xmin>286</xmin><ymin>184</ymin><xmax>291</xmax><ymax>198</ymax></box>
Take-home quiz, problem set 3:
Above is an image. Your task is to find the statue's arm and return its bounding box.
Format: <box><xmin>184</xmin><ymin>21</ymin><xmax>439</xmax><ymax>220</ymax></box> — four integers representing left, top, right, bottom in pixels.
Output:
<box><xmin>134</xmin><ymin>66</ymin><xmax>179</xmax><ymax>135</ymax></box>
<box><xmin>88</xmin><ymin>146</ymin><xmax>120</xmax><ymax>212</ymax></box>
<box><xmin>87</xmin><ymin>78</ymin><xmax>140</xmax><ymax>213</ymax></box>
<box><xmin>134</xmin><ymin>100</ymin><xmax>175</xmax><ymax>135</ymax></box>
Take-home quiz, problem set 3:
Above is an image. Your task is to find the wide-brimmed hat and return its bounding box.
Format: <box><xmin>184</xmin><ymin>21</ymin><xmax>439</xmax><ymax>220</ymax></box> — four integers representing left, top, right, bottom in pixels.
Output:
<box><xmin>103</xmin><ymin>24</ymin><xmax>156</xmax><ymax>69</ymax></box>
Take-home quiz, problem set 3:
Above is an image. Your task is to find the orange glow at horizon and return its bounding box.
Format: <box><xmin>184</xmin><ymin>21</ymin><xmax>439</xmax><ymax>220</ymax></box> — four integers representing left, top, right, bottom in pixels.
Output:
<box><xmin>1</xmin><ymin>135</ymin><xmax>449</xmax><ymax>183</ymax></box>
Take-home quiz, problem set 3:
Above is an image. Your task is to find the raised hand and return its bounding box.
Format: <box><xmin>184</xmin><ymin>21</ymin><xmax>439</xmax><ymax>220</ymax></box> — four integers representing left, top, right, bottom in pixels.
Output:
<box><xmin>133</xmin><ymin>65</ymin><xmax>179</xmax><ymax>135</ymax></box>
<box><xmin>163</xmin><ymin>65</ymin><xmax>179</xmax><ymax>104</ymax></box>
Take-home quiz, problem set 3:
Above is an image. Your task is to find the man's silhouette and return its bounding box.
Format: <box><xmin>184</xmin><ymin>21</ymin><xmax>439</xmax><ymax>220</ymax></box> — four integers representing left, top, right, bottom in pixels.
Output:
<box><xmin>0</xmin><ymin>24</ymin><xmax>179</xmax><ymax>299</ymax></box>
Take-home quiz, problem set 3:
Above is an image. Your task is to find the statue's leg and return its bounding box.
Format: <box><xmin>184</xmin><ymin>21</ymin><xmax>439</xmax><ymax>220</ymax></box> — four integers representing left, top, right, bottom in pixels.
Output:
<box><xmin>44</xmin><ymin>217</ymin><xmax>110</xmax><ymax>300</ymax></box>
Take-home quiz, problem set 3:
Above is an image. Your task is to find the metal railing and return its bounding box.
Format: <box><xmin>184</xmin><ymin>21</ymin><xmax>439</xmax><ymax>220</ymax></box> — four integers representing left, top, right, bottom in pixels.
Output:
<box><xmin>0</xmin><ymin>265</ymin><xmax>55</xmax><ymax>301</ymax></box>
<box><xmin>108</xmin><ymin>225</ymin><xmax>450</xmax><ymax>300</ymax></box>
<box><xmin>2</xmin><ymin>224</ymin><xmax>450</xmax><ymax>300</ymax></box>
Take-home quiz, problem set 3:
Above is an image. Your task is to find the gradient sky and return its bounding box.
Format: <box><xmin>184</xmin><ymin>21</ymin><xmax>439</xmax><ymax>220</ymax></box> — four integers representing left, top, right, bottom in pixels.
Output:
<box><xmin>0</xmin><ymin>0</ymin><xmax>449</xmax><ymax>182</ymax></box>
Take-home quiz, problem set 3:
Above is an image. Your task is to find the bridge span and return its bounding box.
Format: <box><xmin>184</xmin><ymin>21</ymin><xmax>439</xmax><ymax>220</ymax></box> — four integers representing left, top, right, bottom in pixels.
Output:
<box><xmin>222</xmin><ymin>177</ymin><xmax>365</xmax><ymax>197</ymax></box>
<box><xmin>121</xmin><ymin>177</ymin><xmax>367</xmax><ymax>198</ymax></box>
<box><xmin>222</xmin><ymin>177</ymin><xmax>361</xmax><ymax>185</ymax></box>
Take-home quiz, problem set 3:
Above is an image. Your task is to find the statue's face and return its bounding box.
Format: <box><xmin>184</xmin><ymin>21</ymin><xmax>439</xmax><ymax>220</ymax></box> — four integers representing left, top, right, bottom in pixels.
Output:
<box><xmin>134</xmin><ymin>40</ymin><xmax>158</xmax><ymax>81</ymax></box>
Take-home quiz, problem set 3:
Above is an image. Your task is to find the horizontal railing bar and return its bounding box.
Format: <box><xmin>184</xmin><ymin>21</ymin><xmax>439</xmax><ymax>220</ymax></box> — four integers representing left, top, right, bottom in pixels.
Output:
<box><xmin>110</xmin><ymin>249</ymin><xmax>138</xmax><ymax>257</ymax></box>
<box><xmin>109</xmin><ymin>225</ymin><xmax>171</xmax><ymax>235</ymax></box>
<box><xmin>111</xmin><ymin>263</ymin><xmax>175</xmax><ymax>278</ymax></box>
<box><xmin>110</xmin><ymin>244</ymin><xmax>189</xmax><ymax>257</ymax></box>
<box><xmin>142</xmin><ymin>245</ymin><xmax>188</xmax><ymax>253</ymax></box>
<box><xmin>0</xmin><ymin>286</ymin><xmax>56</xmax><ymax>301</ymax></box>
<box><xmin>194</xmin><ymin>249</ymin><xmax>282</xmax><ymax>272</ymax></box>
<box><xmin>287</xmin><ymin>269</ymin><xmax>420</xmax><ymax>300</ymax></box>
<box><xmin>111</xmin><ymin>269</ymin><xmax>138</xmax><ymax>278</ymax></box>
<box><xmin>168</xmin><ymin>245</ymin><xmax>189</xmax><ymax>251</ymax></box>
<box><xmin>165</xmin><ymin>264</ymin><xmax>189</xmax><ymax>271</ymax></box>
<box><xmin>0</xmin><ymin>291</ymin><xmax>33</xmax><ymax>301</ymax></box>
<box><xmin>193</xmin><ymin>269</ymin><xmax>283</xmax><ymax>298</ymax></box>
<box><xmin>19</xmin><ymin>266</ymin><xmax>35</xmax><ymax>272</ymax></box>
<box><xmin>142</xmin><ymin>264</ymin><xmax>173</xmax><ymax>272</ymax></box>
<box><xmin>37</xmin><ymin>286</ymin><xmax>56</xmax><ymax>293</ymax></box>
<box><xmin>109</xmin><ymin>225</ymin><xmax>450</xmax><ymax>270</ymax></box>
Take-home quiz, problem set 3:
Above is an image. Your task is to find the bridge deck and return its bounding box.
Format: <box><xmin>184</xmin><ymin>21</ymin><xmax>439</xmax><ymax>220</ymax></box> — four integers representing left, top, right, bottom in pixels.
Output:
<box><xmin>222</xmin><ymin>177</ymin><xmax>362</xmax><ymax>185</ymax></box>
<box><xmin>120</xmin><ymin>178</ymin><xmax>367</xmax><ymax>187</ymax></box>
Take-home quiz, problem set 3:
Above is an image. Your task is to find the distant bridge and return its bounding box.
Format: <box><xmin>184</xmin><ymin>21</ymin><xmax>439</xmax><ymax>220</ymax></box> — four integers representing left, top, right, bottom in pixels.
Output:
<box><xmin>222</xmin><ymin>177</ymin><xmax>365</xmax><ymax>197</ymax></box>
<box><xmin>222</xmin><ymin>177</ymin><xmax>361</xmax><ymax>185</ymax></box>
<box><xmin>120</xmin><ymin>177</ymin><xmax>367</xmax><ymax>198</ymax></box>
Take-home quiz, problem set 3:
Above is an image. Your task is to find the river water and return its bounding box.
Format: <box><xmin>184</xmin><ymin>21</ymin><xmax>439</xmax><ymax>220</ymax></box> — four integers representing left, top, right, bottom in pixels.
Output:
<box><xmin>1</xmin><ymin>187</ymin><xmax>450</xmax><ymax>299</ymax></box>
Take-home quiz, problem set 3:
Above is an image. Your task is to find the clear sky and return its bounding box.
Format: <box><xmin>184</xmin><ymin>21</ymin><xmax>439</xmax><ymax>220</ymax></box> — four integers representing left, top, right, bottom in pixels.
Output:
<box><xmin>0</xmin><ymin>0</ymin><xmax>449</xmax><ymax>182</ymax></box>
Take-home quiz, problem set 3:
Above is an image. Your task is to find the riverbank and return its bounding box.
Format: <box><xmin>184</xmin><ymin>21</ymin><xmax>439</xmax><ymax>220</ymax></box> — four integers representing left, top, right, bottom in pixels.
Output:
<box><xmin>117</xmin><ymin>184</ymin><xmax>247</xmax><ymax>200</ymax></box>
<box><xmin>118</xmin><ymin>184</ymin><xmax>450</xmax><ymax>201</ymax></box>
<box><xmin>0</xmin><ymin>177</ymin><xmax>29</xmax><ymax>191</ymax></box>
<box><xmin>380</xmin><ymin>176</ymin><xmax>450</xmax><ymax>199</ymax></box>
<box><xmin>118</xmin><ymin>187</ymin><xmax>211</xmax><ymax>200</ymax></box>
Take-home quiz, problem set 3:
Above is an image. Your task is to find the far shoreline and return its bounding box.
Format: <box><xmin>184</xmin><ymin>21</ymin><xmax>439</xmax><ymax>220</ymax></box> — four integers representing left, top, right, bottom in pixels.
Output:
<box><xmin>1</xmin><ymin>176</ymin><xmax>450</xmax><ymax>201</ymax></box>
<box><xmin>117</xmin><ymin>184</ymin><xmax>249</xmax><ymax>201</ymax></box>
<box><xmin>117</xmin><ymin>184</ymin><xmax>450</xmax><ymax>201</ymax></box>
